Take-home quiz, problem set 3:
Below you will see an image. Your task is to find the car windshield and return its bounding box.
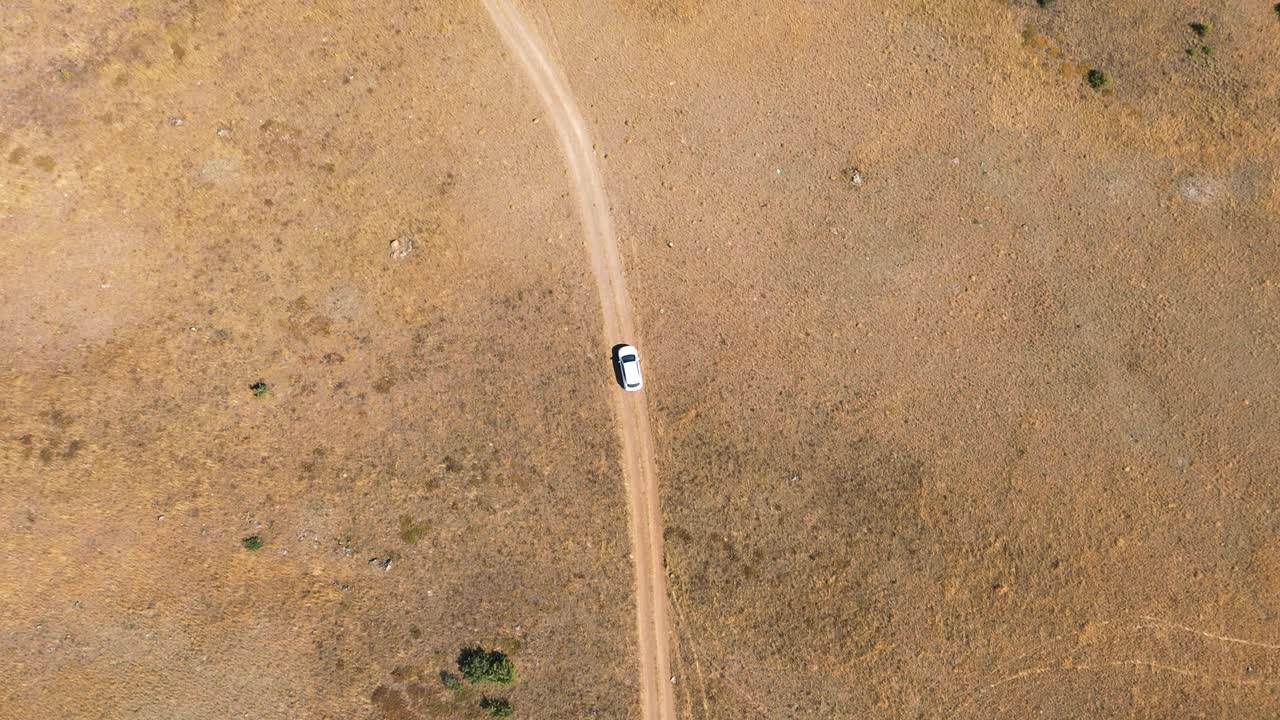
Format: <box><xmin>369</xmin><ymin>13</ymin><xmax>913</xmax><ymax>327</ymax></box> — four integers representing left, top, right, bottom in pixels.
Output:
<box><xmin>621</xmin><ymin>354</ymin><xmax>636</xmax><ymax>363</ymax></box>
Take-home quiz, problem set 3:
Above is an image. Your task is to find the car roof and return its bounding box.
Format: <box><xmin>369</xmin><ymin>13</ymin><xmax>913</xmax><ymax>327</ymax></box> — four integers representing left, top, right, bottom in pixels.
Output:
<box><xmin>622</xmin><ymin>363</ymin><xmax>641</xmax><ymax>384</ymax></box>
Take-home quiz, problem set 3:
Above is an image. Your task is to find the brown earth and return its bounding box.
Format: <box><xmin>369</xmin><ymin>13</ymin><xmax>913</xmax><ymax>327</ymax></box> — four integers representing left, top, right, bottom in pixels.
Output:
<box><xmin>3</xmin><ymin>1</ymin><xmax>1280</xmax><ymax>719</ymax></box>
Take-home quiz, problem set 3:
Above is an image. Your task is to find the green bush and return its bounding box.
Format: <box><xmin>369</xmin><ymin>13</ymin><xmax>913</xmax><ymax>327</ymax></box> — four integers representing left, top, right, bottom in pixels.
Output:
<box><xmin>241</xmin><ymin>535</ymin><xmax>263</xmax><ymax>551</ymax></box>
<box><xmin>1086</xmin><ymin>69</ymin><xmax>1111</xmax><ymax>89</ymax></box>
<box><xmin>458</xmin><ymin>646</ymin><xmax>515</xmax><ymax>685</ymax></box>
<box><xmin>1189</xmin><ymin>21</ymin><xmax>1213</xmax><ymax>37</ymax></box>
<box><xmin>480</xmin><ymin>697</ymin><xmax>514</xmax><ymax>718</ymax></box>
<box><xmin>249</xmin><ymin>381</ymin><xmax>270</xmax><ymax>397</ymax></box>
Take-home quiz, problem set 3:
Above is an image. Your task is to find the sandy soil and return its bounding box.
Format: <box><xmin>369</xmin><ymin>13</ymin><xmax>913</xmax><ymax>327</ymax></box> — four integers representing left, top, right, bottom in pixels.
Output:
<box><xmin>4</xmin><ymin>0</ymin><xmax>1280</xmax><ymax>718</ymax></box>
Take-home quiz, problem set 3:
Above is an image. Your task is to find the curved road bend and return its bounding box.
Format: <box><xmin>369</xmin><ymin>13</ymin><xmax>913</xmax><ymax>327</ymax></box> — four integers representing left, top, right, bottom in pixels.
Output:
<box><xmin>478</xmin><ymin>2</ymin><xmax>677</xmax><ymax>719</ymax></box>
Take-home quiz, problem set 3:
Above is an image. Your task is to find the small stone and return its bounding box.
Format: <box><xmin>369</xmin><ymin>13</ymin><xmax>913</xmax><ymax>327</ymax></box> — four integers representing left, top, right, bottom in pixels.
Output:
<box><xmin>841</xmin><ymin>167</ymin><xmax>865</xmax><ymax>186</ymax></box>
<box><xmin>389</xmin><ymin>236</ymin><xmax>415</xmax><ymax>259</ymax></box>
<box><xmin>216</xmin><ymin>127</ymin><xmax>231</xmax><ymax>138</ymax></box>
<box><xmin>169</xmin><ymin>117</ymin><xmax>184</xmax><ymax>127</ymax></box>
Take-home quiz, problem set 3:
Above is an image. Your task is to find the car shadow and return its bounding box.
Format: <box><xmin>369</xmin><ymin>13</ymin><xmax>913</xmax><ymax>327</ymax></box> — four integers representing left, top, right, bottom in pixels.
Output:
<box><xmin>610</xmin><ymin>344</ymin><xmax>629</xmax><ymax>389</ymax></box>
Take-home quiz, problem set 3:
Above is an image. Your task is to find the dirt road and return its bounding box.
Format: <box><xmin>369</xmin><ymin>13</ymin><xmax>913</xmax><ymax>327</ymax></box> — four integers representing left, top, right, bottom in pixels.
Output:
<box><xmin>479</xmin><ymin>2</ymin><xmax>676</xmax><ymax>719</ymax></box>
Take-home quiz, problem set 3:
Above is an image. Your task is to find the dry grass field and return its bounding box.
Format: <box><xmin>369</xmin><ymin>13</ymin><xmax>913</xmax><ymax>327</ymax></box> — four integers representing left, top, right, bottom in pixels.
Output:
<box><xmin>3</xmin><ymin>1</ymin><xmax>1279</xmax><ymax>718</ymax></box>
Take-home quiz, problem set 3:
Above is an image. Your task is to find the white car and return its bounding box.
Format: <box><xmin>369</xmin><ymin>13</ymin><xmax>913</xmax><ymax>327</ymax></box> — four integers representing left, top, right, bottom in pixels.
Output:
<box><xmin>613</xmin><ymin>344</ymin><xmax>643</xmax><ymax>391</ymax></box>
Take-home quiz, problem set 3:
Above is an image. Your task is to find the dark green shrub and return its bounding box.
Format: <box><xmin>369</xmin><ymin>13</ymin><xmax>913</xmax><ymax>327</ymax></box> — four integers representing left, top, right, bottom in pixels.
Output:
<box><xmin>439</xmin><ymin>671</ymin><xmax>462</xmax><ymax>691</ymax></box>
<box><xmin>249</xmin><ymin>381</ymin><xmax>270</xmax><ymax>397</ymax></box>
<box><xmin>480</xmin><ymin>697</ymin><xmax>514</xmax><ymax>718</ymax></box>
<box><xmin>1086</xmin><ymin>69</ymin><xmax>1110</xmax><ymax>89</ymax></box>
<box><xmin>241</xmin><ymin>535</ymin><xmax>263</xmax><ymax>551</ymax></box>
<box><xmin>458</xmin><ymin>646</ymin><xmax>515</xmax><ymax>685</ymax></box>
<box><xmin>1189</xmin><ymin>21</ymin><xmax>1213</xmax><ymax>37</ymax></box>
